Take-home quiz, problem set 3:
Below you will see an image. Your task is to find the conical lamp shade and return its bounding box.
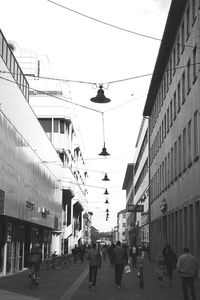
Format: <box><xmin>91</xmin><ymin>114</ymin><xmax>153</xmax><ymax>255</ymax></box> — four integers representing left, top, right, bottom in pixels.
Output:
<box><xmin>102</xmin><ymin>173</ymin><xmax>110</xmax><ymax>181</ymax></box>
<box><xmin>90</xmin><ymin>86</ymin><xmax>111</xmax><ymax>104</ymax></box>
<box><xmin>99</xmin><ymin>144</ymin><xmax>110</xmax><ymax>156</ymax></box>
<box><xmin>104</xmin><ymin>188</ymin><xmax>109</xmax><ymax>195</ymax></box>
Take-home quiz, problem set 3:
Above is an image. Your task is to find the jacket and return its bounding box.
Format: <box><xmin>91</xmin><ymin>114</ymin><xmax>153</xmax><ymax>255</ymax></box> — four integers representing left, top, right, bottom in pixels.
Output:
<box><xmin>177</xmin><ymin>253</ymin><xmax>198</xmax><ymax>277</ymax></box>
<box><xmin>87</xmin><ymin>248</ymin><xmax>102</xmax><ymax>267</ymax></box>
<box><xmin>113</xmin><ymin>246</ymin><xmax>128</xmax><ymax>265</ymax></box>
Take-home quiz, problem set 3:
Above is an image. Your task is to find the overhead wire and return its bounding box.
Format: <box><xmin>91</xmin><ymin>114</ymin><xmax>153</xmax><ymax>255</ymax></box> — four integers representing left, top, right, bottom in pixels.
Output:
<box><xmin>46</xmin><ymin>0</ymin><xmax>198</xmax><ymax>51</ymax></box>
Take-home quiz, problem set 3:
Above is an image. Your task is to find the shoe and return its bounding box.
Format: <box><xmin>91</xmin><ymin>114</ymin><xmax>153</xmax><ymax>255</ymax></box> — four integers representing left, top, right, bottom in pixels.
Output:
<box><xmin>89</xmin><ymin>282</ymin><xmax>92</xmax><ymax>289</ymax></box>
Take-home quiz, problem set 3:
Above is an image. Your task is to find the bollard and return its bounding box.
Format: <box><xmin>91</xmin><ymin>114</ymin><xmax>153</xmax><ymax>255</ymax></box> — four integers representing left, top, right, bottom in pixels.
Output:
<box><xmin>137</xmin><ymin>255</ymin><xmax>144</xmax><ymax>289</ymax></box>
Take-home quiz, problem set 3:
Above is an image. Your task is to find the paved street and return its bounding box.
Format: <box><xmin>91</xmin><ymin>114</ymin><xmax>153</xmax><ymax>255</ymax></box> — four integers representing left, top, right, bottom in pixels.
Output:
<box><xmin>0</xmin><ymin>256</ymin><xmax>199</xmax><ymax>300</ymax></box>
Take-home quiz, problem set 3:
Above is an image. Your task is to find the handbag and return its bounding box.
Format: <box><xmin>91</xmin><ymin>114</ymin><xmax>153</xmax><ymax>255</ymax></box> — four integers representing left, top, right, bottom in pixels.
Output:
<box><xmin>124</xmin><ymin>265</ymin><xmax>131</xmax><ymax>274</ymax></box>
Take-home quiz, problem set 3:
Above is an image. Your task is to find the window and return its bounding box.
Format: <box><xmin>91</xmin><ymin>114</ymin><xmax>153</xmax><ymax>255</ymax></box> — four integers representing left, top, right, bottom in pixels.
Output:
<box><xmin>165</xmin><ymin>156</ymin><xmax>167</xmax><ymax>189</ymax></box>
<box><xmin>167</xmin><ymin>152</ymin><xmax>170</xmax><ymax>187</ymax></box>
<box><xmin>171</xmin><ymin>147</ymin><xmax>174</xmax><ymax>183</ymax></box>
<box><xmin>188</xmin><ymin>120</ymin><xmax>192</xmax><ymax>166</ymax></box>
<box><xmin>176</xmin><ymin>35</ymin><xmax>180</xmax><ymax>64</ymax></box>
<box><xmin>194</xmin><ymin>110</ymin><xmax>199</xmax><ymax>159</ymax></box>
<box><xmin>170</xmin><ymin>100</ymin><xmax>173</xmax><ymax>127</ymax></box>
<box><xmin>183</xmin><ymin>128</ymin><xmax>187</xmax><ymax>171</ymax></box>
<box><xmin>39</xmin><ymin>118</ymin><xmax>52</xmax><ymax>133</ymax></box>
<box><xmin>193</xmin><ymin>45</ymin><xmax>197</xmax><ymax>82</ymax></box>
<box><xmin>182</xmin><ymin>71</ymin><xmax>186</xmax><ymax>103</ymax></box>
<box><xmin>167</xmin><ymin>107</ymin><xmax>169</xmax><ymax>133</ymax></box>
<box><xmin>174</xmin><ymin>141</ymin><xmax>178</xmax><ymax>179</ymax></box>
<box><xmin>169</xmin><ymin>57</ymin><xmax>172</xmax><ymax>83</ymax></box>
<box><xmin>181</xmin><ymin>22</ymin><xmax>185</xmax><ymax>53</ymax></box>
<box><xmin>178</xmin><ymin>135</ymin><xmax>182</xmax><ymax>175</ymax></box>
<box><xmin>177</xmin><ymin>81</ymin><xmax>181</xmax><ymax>112</ymax></box>
<box><xmin>164</xmin><ymin>114</ymin><xmax>166</xmax><ymax>138</ymax></box>
<box><xmin>173</xmin><ymin>91</ymin><xmax>177</xmax><ymax>120</ymax></box>
<box><xmin>187</xmin><ymin>58</ymin><xmax>191</xmax><ymax>93</ymax></box>
<box><xmin>192</xmin><ymin>0</ymin><xmax>196</xmax><ymax>24</ymax></box>
<box><xmin>186</xmin><ymin>5</ymin><xmax>190</xmax><ymax>39</ymax></box>
<box><xmin>173</xmin><ymin>47</ymin><xmax>176</xmax><ymax>74</ymax></box>
<box><xmin>60</xmin><ymin>120</ymin><xmax>65</xmax><ymax>134</ymax></box>
<box><xmin>54</xmin><ymin>119</ymin><xmax>59</xmax><ymax>132</ymax></box>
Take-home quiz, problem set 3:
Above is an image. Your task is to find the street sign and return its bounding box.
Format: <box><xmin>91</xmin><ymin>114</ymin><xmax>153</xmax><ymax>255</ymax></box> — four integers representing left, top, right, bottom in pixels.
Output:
<box><xmin>127</xmin><ymin>204</ymin><xmax>144</xmax><ymax>213</ymax></box>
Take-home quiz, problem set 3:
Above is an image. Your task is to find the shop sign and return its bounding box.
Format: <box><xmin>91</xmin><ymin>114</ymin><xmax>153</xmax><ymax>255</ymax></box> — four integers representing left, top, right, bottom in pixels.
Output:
<box><xmin>0</xmin><ymin>190</ymin><xmax>5</xmax><ymax>214</ymax></box>
<box><xmin>127</xmin><ymin>204</ymin><xmax>144</xmax><ymax>213</ymax></box>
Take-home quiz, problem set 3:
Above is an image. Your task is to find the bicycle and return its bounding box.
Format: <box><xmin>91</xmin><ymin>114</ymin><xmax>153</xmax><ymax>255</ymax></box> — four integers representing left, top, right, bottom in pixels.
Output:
<box><xmin>41</xmin><ymin>254</ymin><xmax>71</xmax><ymax>270</ymax></box>
<box><xmin>57</xmin><ymin>254</ymin><xmax>71</xmax><ymax>269</ymax></box>
<box><xmin>29</xmin><ymin>265</ymin><xmax>37</xmax><ymax>289</ymax></box>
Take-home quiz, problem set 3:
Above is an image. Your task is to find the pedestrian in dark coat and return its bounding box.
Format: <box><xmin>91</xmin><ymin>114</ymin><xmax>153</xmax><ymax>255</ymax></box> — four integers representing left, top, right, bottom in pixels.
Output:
<box><xmin>86</xmin><ymin>243</ymin><xmax>102</xmax><ymax>290</ymax></box>
<box><xmin>177</xmin><ymin>247</ymin><xmax>198</xmax><ymax>300</ymax></box>
<box><xmin>113</xmin><ymin>241</ymin><xmax>128</xmax><ymax>288</ymax></box>
<box><xmin>162</xmin><ymin>243</ymin><xmax>177</xmax><ymax>286</ymax></box>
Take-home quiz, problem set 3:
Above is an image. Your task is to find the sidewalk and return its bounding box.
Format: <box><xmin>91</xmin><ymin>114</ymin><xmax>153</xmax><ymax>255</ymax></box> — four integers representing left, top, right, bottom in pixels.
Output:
<box><xmin>69</xmin><ymin>256</ymin><xmax>200</xmax><ymax>300</ymax></box>
<box><xmin>0</xmin><ymin>256</ymin><xmax>199</xmax><ymax>300</ymax></box>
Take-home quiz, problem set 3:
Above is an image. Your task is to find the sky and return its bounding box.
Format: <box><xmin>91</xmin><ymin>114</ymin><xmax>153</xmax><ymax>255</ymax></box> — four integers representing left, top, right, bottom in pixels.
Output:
<box><xmin>0</xmin><ymin>0</ymin><xmax>171</xmax><ymax>232</ymax></box>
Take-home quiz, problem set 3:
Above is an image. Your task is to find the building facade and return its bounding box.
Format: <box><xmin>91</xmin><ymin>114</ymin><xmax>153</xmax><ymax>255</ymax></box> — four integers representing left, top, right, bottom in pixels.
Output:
<box><xmin>122</xmin><ymin>163</ymin><xmax>134</xmax><ymax>245</ymax></box>
<box><xmin>0</xmin><ymin>30</ymin><xmax>62</xmax><ymax>275</ymax></box>
<box><xmin>14</xmin><ymin>48</ymin><xmax>89</xmax><ymax>254</ymax></box>
<box><xmin>143</xmin><ymin>0</ymin><xmax>200</xmax><ymax>261</ymax></box>
<box><xmin>133</xmin><ymin>118</ymin><xmax>149</xmax><ymax>248</ymax></box>
<box><xmin>117</xmin><ymin>209</ymin><xmax>127</xmax><ymax>243</ymax></box>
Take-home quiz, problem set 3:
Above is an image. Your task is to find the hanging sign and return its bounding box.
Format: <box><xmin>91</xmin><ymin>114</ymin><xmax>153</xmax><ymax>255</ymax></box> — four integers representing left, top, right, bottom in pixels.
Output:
<box><xmin>127</xmin><ymin>204</ymin><xmax>144</xmax><ymax>213</ymax></box>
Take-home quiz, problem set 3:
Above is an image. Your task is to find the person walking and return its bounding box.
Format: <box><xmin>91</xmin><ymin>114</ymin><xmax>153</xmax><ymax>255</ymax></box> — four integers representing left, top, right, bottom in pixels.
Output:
<box><xmin>162</xmin><ymin>243</ymin><xmax>177</xmax><ymax>286</ymax></box>
<box><xmin>177</xmin><ymin>247</ymin><xmax>198</xmax><ymax>300</ymax></box>
<box><xmin>113</xmin><ymin>241</ymin><xmax>128</xmax><ymax>288</ymax></box>
<box><xmin>129</xmin><ymin>243</ymin><xmax>138</xmax><ymax>268</ymax></box>
<box><xmin>86</xmin><ymin>243</ymin><xmax>102</xmax><ymax>290</ymax></box>
<box><xmin>28</xmin><ymin>243</ymin><xmax>42</xmax><ymax>285</ymax></box>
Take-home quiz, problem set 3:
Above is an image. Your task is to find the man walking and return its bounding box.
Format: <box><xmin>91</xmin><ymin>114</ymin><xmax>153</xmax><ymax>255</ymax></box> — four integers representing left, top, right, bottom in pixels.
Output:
<box><xmin>177</xmin><ymin>247</ymin><xmax>198</xmax><ymax>300</ymax></box>
<box><xmin>86</xmin><ymin>243</ymin><xmax>102</xmax><ymax>290</ymax></box>
<box><xmin>113</xmin><ymin>241</ymin><xmax>128</xmax><ymax>288</ymax></box>
<box><xmin>129</xmin><ymin>243</ymin><xmax>138</xmax><ymax>268</ymax></box>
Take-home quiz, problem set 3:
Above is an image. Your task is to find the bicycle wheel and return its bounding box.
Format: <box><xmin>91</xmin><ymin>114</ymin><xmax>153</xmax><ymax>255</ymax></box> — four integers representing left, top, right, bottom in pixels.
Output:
<box><xmin>53</xmin><ymin>257</ymin><xmax>63</xmax><ymax>270</ymax></box>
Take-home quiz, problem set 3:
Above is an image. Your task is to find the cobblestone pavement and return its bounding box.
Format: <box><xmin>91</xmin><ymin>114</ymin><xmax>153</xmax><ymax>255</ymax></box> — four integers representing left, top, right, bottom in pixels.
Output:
<box><xmin>0</xmin><ymin>256</ymin><xmax>199</xmax><ymax>300</ymax></box>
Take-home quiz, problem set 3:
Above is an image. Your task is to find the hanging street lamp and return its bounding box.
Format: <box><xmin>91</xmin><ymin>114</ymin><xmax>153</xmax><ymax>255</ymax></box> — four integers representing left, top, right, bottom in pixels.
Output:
<box><xmin>90</xmin><ymin>85</ymin><xmax>111</xmax><ymax>104</ymax></box>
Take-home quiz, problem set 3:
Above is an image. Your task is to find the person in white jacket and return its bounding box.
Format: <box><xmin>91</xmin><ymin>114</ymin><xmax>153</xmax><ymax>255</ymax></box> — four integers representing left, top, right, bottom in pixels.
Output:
<box><xmin>177</xmin><ymin>247</ymin><xmax>198</xmax><ymax>300</ymax></box>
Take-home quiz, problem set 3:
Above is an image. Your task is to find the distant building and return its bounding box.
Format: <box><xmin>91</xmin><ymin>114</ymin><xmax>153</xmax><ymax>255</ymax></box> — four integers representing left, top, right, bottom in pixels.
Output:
<box><xmin>117</xmin><ymin>209</ymin><xmax>127</xmax><ymax>243</ymax></box>
<box><xmin>82</xmin><ymin>211</ymin><xmax>93</xmax><ymax>245</ymax></box>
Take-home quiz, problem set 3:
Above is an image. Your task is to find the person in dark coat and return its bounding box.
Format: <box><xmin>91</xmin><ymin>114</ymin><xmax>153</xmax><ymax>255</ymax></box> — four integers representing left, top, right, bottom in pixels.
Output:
<box><xmin>113</xmin><ymin>241</ymin><xmax>128</xmax><ymax>288</ymax></box>
<box><xmin>86</xmin><ymin>243</ymin><xmax>102</xmax><ymax>290</ymax></box>
<box><xmin>162</xmin><ymin>243</ymin><xmax>177</xmax><ymax>286</ymax></box>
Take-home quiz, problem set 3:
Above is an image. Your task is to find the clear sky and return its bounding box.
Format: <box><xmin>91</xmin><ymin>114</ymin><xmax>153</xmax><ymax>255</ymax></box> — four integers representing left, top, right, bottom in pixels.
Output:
<box><xmin>0</xmin><ymin>0</ymin><xmax>171</xmax><ymax>231</ymax></box>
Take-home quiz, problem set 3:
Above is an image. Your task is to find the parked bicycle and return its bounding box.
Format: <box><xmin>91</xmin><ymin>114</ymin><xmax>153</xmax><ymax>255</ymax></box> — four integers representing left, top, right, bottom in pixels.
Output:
<box><xmin>41</xmin><ymin>254</ymin><xmax>71</xmax><ymax>270</ymax></box>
